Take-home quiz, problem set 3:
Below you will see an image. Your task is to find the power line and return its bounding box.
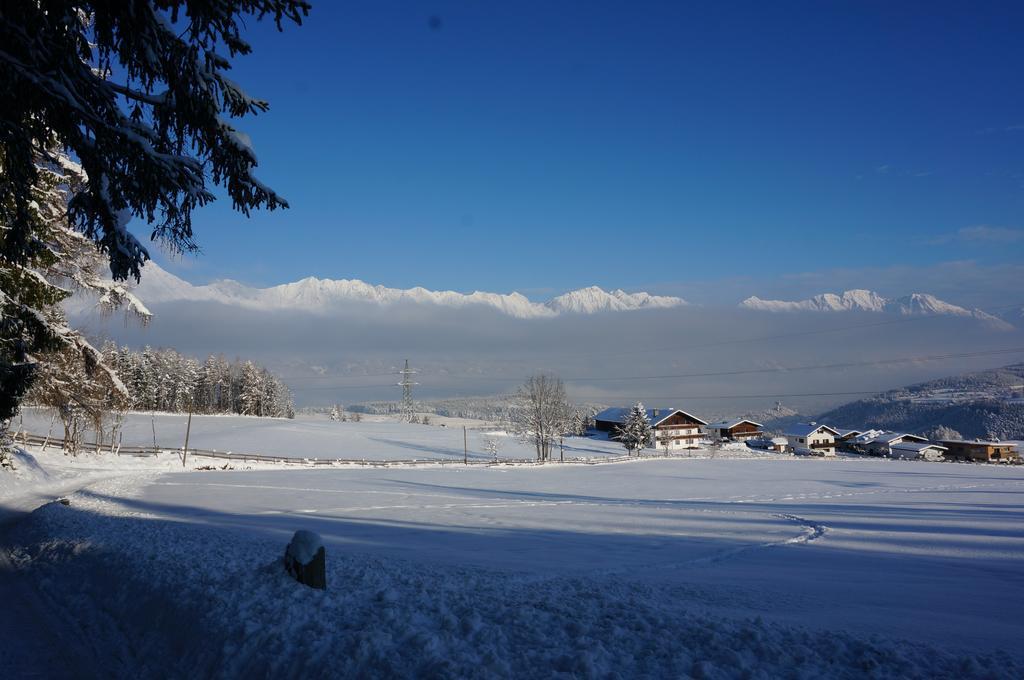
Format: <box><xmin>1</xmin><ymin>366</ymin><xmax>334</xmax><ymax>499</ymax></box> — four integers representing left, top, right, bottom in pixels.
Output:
<box><xmin>274</xmin><ymin>371</ymin><xmax>402</xmax><ymax>381</ymax></box>
<box><xmin>415</xmin><ymin>345</ymin><xmax>1024</xmax><ymax>384</ymax></box>
<box><xmin>281</xmin><ymin>345</ymin><xmax>1024</xmax><ymax>405</ymax></box>
<box><xmin>607</xmin><ymin>390</ymin><xmax>886</xmax><ymax>401</ymax></box>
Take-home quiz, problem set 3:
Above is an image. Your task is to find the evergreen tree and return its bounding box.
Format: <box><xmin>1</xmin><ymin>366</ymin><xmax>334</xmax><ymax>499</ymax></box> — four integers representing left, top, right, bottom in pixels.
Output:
<box><xmin>1</xmin><ymin>1</ymin><xmax>307</xmax><ymax>445</ymax></box>
<box><xmin>0</xmin><ymin>150</ymin><xmax>146</xmax><ymax>460</ymax></box>
<box><xmin>239</xmin><ymin>361</ymin><xmax>264</xmax><ymax>416</ymax></box>
<box><xmin>617</xmin><ymin>402</ymin><xmax>653</xmax><ymax>456</ymax></box>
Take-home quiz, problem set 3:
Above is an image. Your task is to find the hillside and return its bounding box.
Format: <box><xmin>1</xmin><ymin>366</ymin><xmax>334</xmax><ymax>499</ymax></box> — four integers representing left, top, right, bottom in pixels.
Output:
<box><xmin>817</xmin><ymin>363</ymin><xmax>1024</xmax><ymax>439</ymax></box>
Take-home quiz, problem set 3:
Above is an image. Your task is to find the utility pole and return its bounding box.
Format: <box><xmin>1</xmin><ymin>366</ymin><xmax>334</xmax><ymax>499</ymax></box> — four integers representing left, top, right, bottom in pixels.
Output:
<box><xmin>182</xmin><ymin>399</ymin><xmax>193</xmax><ymax>468</ymax></box>
<box><xmin>396</xmin><ymin>359</ymin><xmax>419</xmax><ymax>423</ymax></box>
<box><xmin>463</xmin><ymin>425</ymin><xmax>468</xmax><ymax>465</ymax></box>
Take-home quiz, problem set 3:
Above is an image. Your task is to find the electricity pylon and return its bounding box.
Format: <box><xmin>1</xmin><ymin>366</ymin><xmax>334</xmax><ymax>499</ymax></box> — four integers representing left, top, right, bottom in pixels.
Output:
<box><xmin>397</xmin><ymin>359</ymin><xmax>418</xmax><ymax>423</ymax></box>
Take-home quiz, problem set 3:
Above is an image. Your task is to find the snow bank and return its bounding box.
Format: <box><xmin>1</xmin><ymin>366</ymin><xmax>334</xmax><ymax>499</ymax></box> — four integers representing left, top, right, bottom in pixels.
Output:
<box><xmin>9</xmin><ymin>497</ymin><xmax>1015</xmax><ymax>675</ymax></box>
<box><xmin>5</xmin><ymin>477</ymin><xmax>1020</xmax><ymax>678</ymax></box>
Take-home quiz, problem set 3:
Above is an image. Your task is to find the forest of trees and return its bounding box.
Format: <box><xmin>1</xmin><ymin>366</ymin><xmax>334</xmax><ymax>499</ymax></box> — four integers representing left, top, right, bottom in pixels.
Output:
<box><xmin>95</xmin><ymin>344</ymin><xmax>294</xmax><ymax>418</ymax></box>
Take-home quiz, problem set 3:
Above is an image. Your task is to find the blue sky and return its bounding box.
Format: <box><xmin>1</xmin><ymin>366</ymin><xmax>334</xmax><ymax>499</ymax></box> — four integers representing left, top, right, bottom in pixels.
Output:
<box><xmin>151</xmin><ymin>1</ymin><xmax>1024</xmax><ymax>304</ymax></box>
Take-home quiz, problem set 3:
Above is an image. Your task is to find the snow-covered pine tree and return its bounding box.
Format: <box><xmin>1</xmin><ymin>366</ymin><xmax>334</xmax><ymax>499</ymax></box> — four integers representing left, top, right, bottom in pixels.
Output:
<box><xmin>0</xmin><ymin>2</ymin><xmax>307</xmax><ymax>440</ymax></box>
<box><xmin>569</xmin><ymin>409</ymin><xmax>588</xmax><ymax>436</ymax></box>
<box><xmin>616</xmin><ymin>402</ymin><xmax>653</xmax><ymax>456</ymax></box>
<box><xmin>0</xmin><ymin>151</ymin><xmax>147</xmax><ymax>463</ymax></box>
<box><xmin>329</xmin><ymin>405</ymin><xmax>341</xmax><ymax>422</ymax></box>
<box><xmin>239</xmin><ymin>361</ymin><xmax>264</xmax><ymax>416</ymax></box>
<box><xmin>482</xmin><ymin>435</ymin><xmax>501</xmax><ymax>462</ymax></box>
<box><xmin>213</xmin><ymin>356</ymin><xmax>233</xmax><ymax>413</ymax></box>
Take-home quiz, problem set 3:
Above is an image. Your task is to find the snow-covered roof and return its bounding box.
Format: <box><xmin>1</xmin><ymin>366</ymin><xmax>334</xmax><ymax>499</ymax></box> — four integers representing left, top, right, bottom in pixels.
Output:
<box><xmin>833</xmin><ymin>428</ymin><xmax>862</xmax><ymax>438</ymax></box>
<box><xmin>852</xmin><ymin>429</ymin><xmax>885</xmax><ymax>443</ymax></box>
<box><xmin>783</xmin><ymin>423</ymin><xmax>840</xmax><ymax>438</ymax></box>
<box><xmin>891</xmin><ymin>441</ymin><xmax>947</xmax><ymax>453</ymax></box>
<box><xmin>706</xmin><ymin>419</ymin><xmax>763</xmax><ymax>430</ymax></box>
<box><xmin>938</xmin><ymin>439</ymin><xmax>1018</xmax><ymax>447</ymax></box>
<box><xmin>867</xmin><ymin>432</ymin><xmax>927</xmax><ymax>445</ymax></box>
<box><xmin>594</xmin><ymin>407</ymin><xmax>707</xmax><ymax>427</ymax></box>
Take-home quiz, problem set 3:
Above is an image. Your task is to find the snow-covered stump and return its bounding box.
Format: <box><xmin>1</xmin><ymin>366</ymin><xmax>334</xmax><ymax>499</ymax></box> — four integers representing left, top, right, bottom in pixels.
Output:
<box><xmin>284</xmin><ymin>530</ymin><xmax>326</xmax><ymax>590</ymax></box>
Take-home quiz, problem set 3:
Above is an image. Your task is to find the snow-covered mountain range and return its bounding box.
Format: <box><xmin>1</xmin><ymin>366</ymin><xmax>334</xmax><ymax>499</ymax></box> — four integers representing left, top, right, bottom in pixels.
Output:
<box><xmin>72</xmin><ymin>265</ymin><xmax>1016</xmax><ymax>329</ymax></box>
<box><xmin>113</xmin><ymin>263</ymin><xmax>689</xmax><ymax>319</ymax></box>
<box><xmin>740</xmin><ymin>290</ymin><xmax>1012</xmax><ymax>329</ymax></box>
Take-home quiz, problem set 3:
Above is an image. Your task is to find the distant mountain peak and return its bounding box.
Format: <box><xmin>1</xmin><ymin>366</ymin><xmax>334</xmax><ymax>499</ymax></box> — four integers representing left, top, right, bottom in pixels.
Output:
<box><xmin>741</xmin><ymin>289</ymin><xmax>1012</xmax><ymax>329</ymax></box>
<box><xmin>546</xmin><ymin>287</ymin><xmax>688</xmax><ymax>314</ymax></box>
<box><xmin>111</xmin><ymin>263</ymin><xmax>688</xmax><ymax>319</ymax></box>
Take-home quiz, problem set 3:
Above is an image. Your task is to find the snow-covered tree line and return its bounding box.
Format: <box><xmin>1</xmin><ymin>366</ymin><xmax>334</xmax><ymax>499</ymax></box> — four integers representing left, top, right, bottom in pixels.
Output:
<box><xmin>91</xmin><ymin>344</ymin><xmax>294</xmax><ymax>418</ymax></box>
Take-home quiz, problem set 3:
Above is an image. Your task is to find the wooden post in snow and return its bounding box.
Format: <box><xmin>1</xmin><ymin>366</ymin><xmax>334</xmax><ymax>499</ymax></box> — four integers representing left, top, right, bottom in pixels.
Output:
<box><xmin>182</xmin><ymin>400</ymin><xmax>193</xmax><ymax>468</ymax></box>
<box><xmin>151</xmin><ymin>412</ymin><xmax>158</xmax><ymax>456</ymax></box>
<box><xmin>463</xmin><ymin>425</ymin><xmax>468</xmax><ymax>465</ymax></box>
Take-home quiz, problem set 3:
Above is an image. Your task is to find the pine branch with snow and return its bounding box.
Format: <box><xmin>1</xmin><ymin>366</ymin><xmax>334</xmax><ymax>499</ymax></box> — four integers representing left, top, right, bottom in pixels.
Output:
<box><xmin>1</xmin><ymin>2</ymin><xmax>309</xmax><ymax>281</ymax></box>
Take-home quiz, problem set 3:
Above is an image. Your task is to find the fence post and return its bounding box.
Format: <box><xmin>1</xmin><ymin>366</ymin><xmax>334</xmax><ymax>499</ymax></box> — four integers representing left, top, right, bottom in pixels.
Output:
<box><xmin>182</xmin><ymin>400</ymin><xmax>193</xmax><ymax>468</ymax></box>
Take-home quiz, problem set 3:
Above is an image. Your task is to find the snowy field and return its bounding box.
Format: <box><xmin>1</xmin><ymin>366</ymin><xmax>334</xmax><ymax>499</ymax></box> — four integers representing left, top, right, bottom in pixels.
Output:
<box><xmin>2</xmin><ymin>441</ymin><xmax>1023</xmax><ymax>678</ymax></box>
<box><xmin>15</xmin><ymin>408</ymin><xmax>638</xmax><ymax>462</ymax></box>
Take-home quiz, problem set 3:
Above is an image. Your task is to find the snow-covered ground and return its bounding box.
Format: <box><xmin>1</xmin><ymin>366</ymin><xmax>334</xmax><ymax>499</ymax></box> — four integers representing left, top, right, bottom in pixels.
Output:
<box><xmin>3</xmin><ymin>427</ymin><xmax>1023</xmax><ymax>677</ymax></box>
<box><xmin>15</xmin><ymin>408</ymin><xmax>648</xmax><ymax>462</ymax></box>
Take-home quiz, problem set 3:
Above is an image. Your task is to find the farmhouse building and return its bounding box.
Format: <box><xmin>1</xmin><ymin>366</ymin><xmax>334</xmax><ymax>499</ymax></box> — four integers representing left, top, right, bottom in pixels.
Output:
<box><xmin>783</xmin><ymin>423</ymin><xmax>840</xmax><ymax>456</ymax></box>
<box><xmin>863</xmin><ymin>432</ymin><xmax>928</xmax><ymax>457</ymax></box>
<box><xmin>703</xmin><ymin>419</ymin><xmax>763</xmax><ymax>442</ymax></box>
<box><xmin>889</xmin><ymin>441</ymin><xmax>947</xmax><ymax>462</ymax></box>
<box><xmin>594</xmin><ymin>407</ymin><xmax>707</xmax><ymax>450</ymax></box>
<box><xmin>939</xmin><ymin>440</ymin><xmax>1020</xmax><ymax>463</ymax></box>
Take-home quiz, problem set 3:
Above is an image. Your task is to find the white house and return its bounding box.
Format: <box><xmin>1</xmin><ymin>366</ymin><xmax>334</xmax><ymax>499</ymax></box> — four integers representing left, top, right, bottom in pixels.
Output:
<box><xmin>783</xmin><ymin>423</ymin><xmax>840</xmax><ymax>456</ymax></box>
<box><xmin>889</xmin><ymin>441</ymin><xmax>947</xmax><ymax>461</ymax></box>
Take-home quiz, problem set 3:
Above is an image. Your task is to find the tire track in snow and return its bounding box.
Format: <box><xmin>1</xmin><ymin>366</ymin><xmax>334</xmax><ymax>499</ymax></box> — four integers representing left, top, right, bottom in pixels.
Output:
<box><xmin>773</xmin><ymin>513</ymin><xmax>827</xmax><ymax>545</ymax></box>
